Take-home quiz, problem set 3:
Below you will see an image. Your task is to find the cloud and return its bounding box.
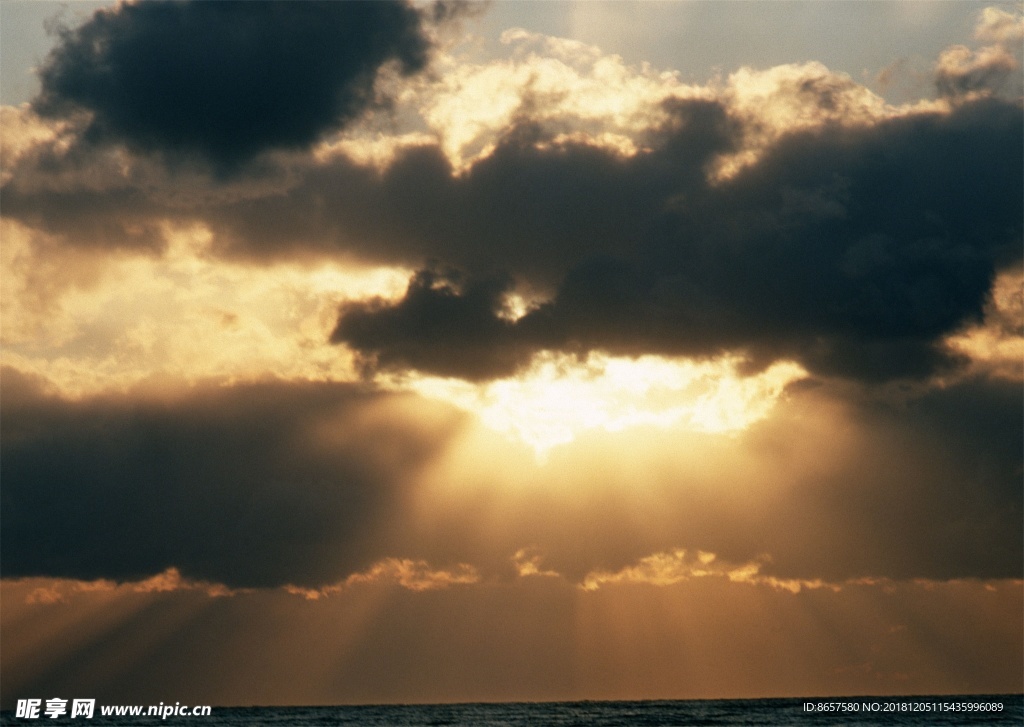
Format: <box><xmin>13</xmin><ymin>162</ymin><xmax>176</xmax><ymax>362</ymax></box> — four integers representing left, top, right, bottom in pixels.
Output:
<box><xmin>946</xmin><ymin>268</ymin><xmax>1024</xmax><ymax>380</ymax></box>
<box><xmin>333</xmin><ymin>268</ymin><xmax>538</xmax><ymax>381</ymax></box>
<box><xmin>511</xmin><ymin>547</ymin><xmax>560</xmax><ymax>578</ymax></box>
<box><xmin>935</xmin><ymin>6</ymin><xmax>1024</xmax><ymax>99</ymax></box>
<box><xmin>343</xmin><ymin>557</ymin><xmax>479</xmax><ymax>592</ymax></box>
<box><xmin>975</xmin><ymin>6</ymin><xmax>1024</xmax><ymax>46</ymax></box>
<box><xmin>285</xmin><ymin>557</ymin><xmax>479</xmax><ymax>599</ymax></box>
<box><xmin>1</xmin><ymin>21</ymin><xmax>1020</xmax><ymax>391</ymax></box>
<box><xmin>0</xmin><ymin>368</ymin><xmax>461</xmax><ymax>588</ymax></box>
<box><xmin>935</xmin><ymin>44</ymin><xmax>1020</xmax><ymax>98</ymax></box>
<box><xmin>332</xmin><ymin>96</ymin><xmax>1022</xmax><ymax>382</ymax></box>
<box><xmin>579</xmin><ymin>548</ymin><xmax>835</xmax><ymax>593</ymax></box>
<box><xmin>14</xmin><ymin>567</ymin><xmax>235</xmax><ymax>604</ymax></box>
<box><xmin>31</xmin><ymin>0</ymin><xmax>432</xmax><ymax>170</ymax></box>
<box><xmin>0</xmin><ymin>219</ymin><xmax>411</xmax><ymax>397</ymax></box>
<box><xmin>192</xmin><ymin>96</ymin><xmax>737</xmax><ymax>283</ymax></box>
<box><xmin>421</xmin><ymin>27</ymin><xmax>711</xmax><ymax>168</ymax></box>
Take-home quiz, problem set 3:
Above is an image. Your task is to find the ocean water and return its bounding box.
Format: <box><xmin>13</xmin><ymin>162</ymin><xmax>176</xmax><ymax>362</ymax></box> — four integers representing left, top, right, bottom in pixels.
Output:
<box><xmin>3</xmin><ymin>695</ymin><xmax>1022</xmax><ymax>726</ymax></box>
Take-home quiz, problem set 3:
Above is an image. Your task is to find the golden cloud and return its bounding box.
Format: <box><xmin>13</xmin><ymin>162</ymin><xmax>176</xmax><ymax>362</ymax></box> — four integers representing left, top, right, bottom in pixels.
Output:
<box><xmin>580</xmin><ymin>549</ymin><xmax>840</xmax><ymax>594</ymax></box>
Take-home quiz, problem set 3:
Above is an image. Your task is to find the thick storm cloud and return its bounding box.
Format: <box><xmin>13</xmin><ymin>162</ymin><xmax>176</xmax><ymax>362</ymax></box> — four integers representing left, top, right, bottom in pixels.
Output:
<box><xmin>32</xmin><ymin>0</ymin><xmax>431</xmax><ymax>169</ymax></box>
<box><xmin>0</xmin><ymin>369</ymin><xmax>460</xmax><ymax>588</ymax></box>
<box><xmin>331</xmin><ymin>97</ymin><xmax>1023</xmax><ymax>382</ymax></box>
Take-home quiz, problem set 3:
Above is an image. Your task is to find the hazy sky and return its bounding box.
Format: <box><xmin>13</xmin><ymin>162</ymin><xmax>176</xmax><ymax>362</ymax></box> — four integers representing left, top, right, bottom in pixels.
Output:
<box><xmin>0</xmin><ymin>1</ymin><xmax>997</xmax><ymax>106</ymax></box>
<box><xmin>1</xmin><ymin>0</ymin><xmax>1022</xmax><ymax>707</ymax></box>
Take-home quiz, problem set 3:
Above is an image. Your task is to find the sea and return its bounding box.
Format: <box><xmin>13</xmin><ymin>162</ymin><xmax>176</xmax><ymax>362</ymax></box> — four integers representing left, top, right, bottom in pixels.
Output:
<box><xmin>3</xmin><ymin>695</ymin><xmax>1022</xmax><ymax>726</ymax></box>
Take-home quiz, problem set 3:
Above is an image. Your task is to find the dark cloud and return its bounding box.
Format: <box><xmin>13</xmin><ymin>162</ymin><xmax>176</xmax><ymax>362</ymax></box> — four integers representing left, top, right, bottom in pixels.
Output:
<box><xmin>331</xmin><ymin>97</ymin><xmax>1022</xmax><ymax>382</ymax></box>
<box><xmin>5</xmin><ymin>77</ymin><xmax>1021</xmax><ymax>382</ymax></box>
<box><xmin>1</xmin><ymin>182</ymin><xmax>167</xmax><ymax>252</ymax></box>
<box><xmin>197</xmin><ymin>99</ymin><xmax>737</xmax><ymax>280</ymax></box>
<box><xmin>32</xmin><ymin>0</ymin><xmax>431</xmax><ymax>170</ymax></box>
<box><xmin>0</xmin><ymin>369</ymin><xmax>461</xmax><ymax>588</ymax></box>
<box><xmin>333</xmin><ymin>268</ymin><xmax>544</xmax><ymax>381</ymax></box>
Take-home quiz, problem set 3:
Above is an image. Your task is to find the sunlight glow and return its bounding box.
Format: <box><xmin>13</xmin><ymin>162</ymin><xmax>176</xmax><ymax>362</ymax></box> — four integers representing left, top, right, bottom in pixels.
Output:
<box><xmin>0</xmin><ymin>220</ymin><xmax>412</xmax><ymax>396</ymax></box>
<box><xmin>403</xmin><ymin>352</ymin><xmax>807</xmax><ymax>458</ymax></box>
<box><xmin>945</xmin><ymin>269</ymin><xmax>1024</xmax><ymax>381</ymax></box>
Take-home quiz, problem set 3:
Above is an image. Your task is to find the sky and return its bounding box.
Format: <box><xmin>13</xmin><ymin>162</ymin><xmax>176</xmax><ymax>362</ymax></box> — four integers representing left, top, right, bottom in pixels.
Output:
<box><xmin>1</xmin><ymin>0</ymin><xmax>1022</xmax><ymax>708</ymax></box>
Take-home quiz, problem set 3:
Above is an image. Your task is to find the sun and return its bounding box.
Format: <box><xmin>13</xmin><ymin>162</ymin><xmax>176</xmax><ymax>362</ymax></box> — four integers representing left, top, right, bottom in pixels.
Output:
<box><xmin>401</xmin><ymin>352</ymin><xmax>807</xmax><ymax>459</ymax></box>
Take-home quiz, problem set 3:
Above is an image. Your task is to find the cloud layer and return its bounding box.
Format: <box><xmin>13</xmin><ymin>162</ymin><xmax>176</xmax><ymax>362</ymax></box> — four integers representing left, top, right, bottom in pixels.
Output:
<box><xmin>1</xmin><ymin>369</ymin><xmax>459</xmax><ymax>587</ymax></box>
<box><xmin>331</xmin><ymin>96</ymin><xmax>1022</xmax><ymax>382</ymax></box>
<box><xmin>5</xmin><ymin>28</ymin><xmax>1020</xmax><ymax>383</ymax></box>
